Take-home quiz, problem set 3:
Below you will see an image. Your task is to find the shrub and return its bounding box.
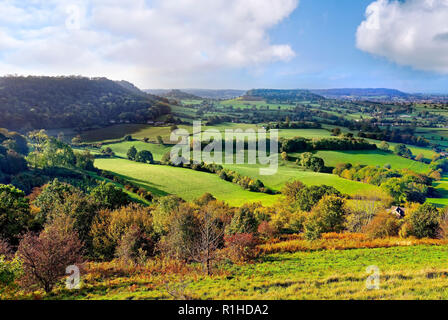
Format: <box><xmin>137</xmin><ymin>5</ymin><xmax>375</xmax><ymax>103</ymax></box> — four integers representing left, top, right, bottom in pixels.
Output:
<box><xmin>0</xmin><ymin>184</ymin><xmax>31</xmax><ymax>244</ymax></box>
<box><xmin>90</xmin><ymin>210</ymin><xmax>116</xmax><ymax>261</ymax></box>
<box><xmin>257</xmin><ymin>221</ymin><xmax>277</xmax><ymax>239</ymax></box>
<box><xmin>404</xmin><ymin>203</ymin><xmax>440</xmax><ymax>239</ymax></box>
<box><xmin>115</xmin><ymin>225</ymin><xmax>152</xmax><ymax>265</ymax></box>
<box><xmin>152</xmin><ymin>195</ymin><xmax>184</xmax><ymax>236</ymax></box>
<box><xmin>159</xmin><ymin>203</ymin><xmax>200</xmax><ymax>261</ymax></box>
<box><xmin>127</xmin><ymin>146</ymin><xmax>137</xmax><ymax>160</ymax></box>
<box><xmin>135</xmin><ymin>150</ymin><xmax>154</xmax><ymax>164</ymax></box>
<box><xmin>438</xmin><ymin>210</ymin><xmax>448</xmax><ymax>239</ymax></box>
<box><xmin>0</xmin><ymin>256</ymin><xmax>21</xmax><ymax>286</ymax></box>
<box><xmin>17</xmin><ymin>216</ymin><xmax>84</xmax><ymax>293</ymax></box>
<box><xmin>0</xmin><ymin>238</ymin><xmax>12</xmax><ymax>259</ymax></box>
<box><xmin>304</xmin><ymin>196</ymin><xmax>347</xmax><ymax>240</ymax></box>
<box><xmin>226</xmin><ymin>204</ymin><xmax>259</xmax><ymax>235</ymax></box>
<box><xmin>294</xmin><ymin>185</ymin><xmax>342</xmax><ymax>212</ymax></box>
<box><xmin>363</xmin><ymin>211</ymin><xmax>401</xmax><ymax>239</ymax></box>
<box><xmin>223</xmin><ymin>233</ymin><xmax>258</xmax><ymax>264</ymax></box>
<box><xmin>90</xmin><ymin>182</ymin><xmax>130</xmax><ymax>210</ymax></box>
<box><xmin>281</xmin><ymin>180</ymin><xmax>305</xmax><ymax>202</ymax></box>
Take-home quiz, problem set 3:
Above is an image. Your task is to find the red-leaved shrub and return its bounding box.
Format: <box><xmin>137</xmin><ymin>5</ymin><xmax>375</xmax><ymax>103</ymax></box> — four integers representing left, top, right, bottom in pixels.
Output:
<box><xmin>17</xmin><ymin>216</ymin><xmax>84</xmax><ymax>293</ymax></box>
<box><xmin>257</xmin><ymin>221</ymin><xmax>277</xmax><ymax>240</ymax></box>
<box><xmin>223</xmin><ymin>233</ymin><xmax>258</xmax><ymax>264</ymax></box>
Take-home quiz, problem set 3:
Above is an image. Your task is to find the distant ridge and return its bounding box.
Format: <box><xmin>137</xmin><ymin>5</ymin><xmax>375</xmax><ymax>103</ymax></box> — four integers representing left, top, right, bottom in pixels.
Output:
<box><xmin>145</xmin><ymin>89</ymin><xmax>246</xmax><ymax>100</ymax></box>
<box><xmin>159</xmin><ymin>89</ymin><xmax>202</xmax><ymax>100</ymax></box>
<box><xmin>311</xmin><ymin>88</ymin><xmax>410</xmax><ymax>99</ymax></box>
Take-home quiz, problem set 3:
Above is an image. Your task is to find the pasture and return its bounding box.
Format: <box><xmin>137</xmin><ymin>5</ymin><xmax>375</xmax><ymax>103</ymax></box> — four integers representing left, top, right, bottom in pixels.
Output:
<box><xmin>94</xmin><ymin>158</ymin><xmax>279</xmax><ymax>206</ymax></box>
<box><xmin>33</xmin><ymin>245</ymin><xmax>448</xmax><ymax>300</ymax></box>
<box><xmin>222</xmin><ymin>162</ymin><xmax>380</xmax><ymax>195</ymax></box>
<box><xmin>313</xmin><ymin>150</ymin><xmax>431</xmax><ymax>174</ymax></box>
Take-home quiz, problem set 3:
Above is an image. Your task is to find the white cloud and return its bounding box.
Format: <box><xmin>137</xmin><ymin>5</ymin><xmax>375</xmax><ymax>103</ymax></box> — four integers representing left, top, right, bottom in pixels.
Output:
<box><xmin>356</xmin><ymin>0</ymin><xmax>448</xmax><ymax>74</ymax></box>
<box><xmin>0</xmin><ymin>0</ymin><xmax>298</xmax><ymax>87</ymax></box>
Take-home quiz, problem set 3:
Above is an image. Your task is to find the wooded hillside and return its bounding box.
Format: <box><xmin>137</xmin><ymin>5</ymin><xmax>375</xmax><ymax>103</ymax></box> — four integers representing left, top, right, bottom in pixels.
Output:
<box><xmin>0</xmin><ymin>76</ymin><xmax>171</xmax><ymax>130</ymax></box>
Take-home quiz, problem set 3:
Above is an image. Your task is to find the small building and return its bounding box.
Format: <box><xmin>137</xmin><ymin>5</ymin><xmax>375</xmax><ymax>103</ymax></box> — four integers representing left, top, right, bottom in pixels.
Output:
<box><xmin>389</xmin><ymin>206</ymin><xmax>406</xmax><ymax>219</ymax></box>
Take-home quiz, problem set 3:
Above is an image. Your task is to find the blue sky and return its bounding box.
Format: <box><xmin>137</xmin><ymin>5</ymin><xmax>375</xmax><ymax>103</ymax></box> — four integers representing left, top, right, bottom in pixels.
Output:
<box><xmin>239</xmin><ymin>0</ymin><xmax>448</xmax><ymax>93</ymax></box>
<box><xmin>1</xmin><ymin>0</ymin><xmax>448</xmax><ymax>92</ymax></box>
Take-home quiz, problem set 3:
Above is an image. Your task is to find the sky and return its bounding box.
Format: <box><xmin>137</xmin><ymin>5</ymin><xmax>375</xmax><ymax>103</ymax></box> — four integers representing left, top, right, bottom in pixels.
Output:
<box><xmin>1</xmin><ymin>0</ymin><xmax>448</xmax><ymax>92</ymax></box>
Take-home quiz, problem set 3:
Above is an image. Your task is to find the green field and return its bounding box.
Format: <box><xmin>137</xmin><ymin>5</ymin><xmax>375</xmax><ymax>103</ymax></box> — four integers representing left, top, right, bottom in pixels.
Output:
<box><xmin>313</xmin><ymin>150</ymin><xmax>430</xmax><ymax>173</ymax></box>
<box><xmin>81</xmin><ymin>124</ymin><xmax>190</xmax><ymax>143</ymax></box>
<box><xmin>94</xmin><ymin>158</ymin><xmax>279</xmax><ymax>206</ymax></box>
<box><xmin>52</xmin><ymin>245</ymin><xmax>448</xmax><ymax>300</ymax></box>
<box><xmin>83</xmin><ymin>123</ymin><xmax>447</xmax><ymax>206</ymax></box>
<box><xmin>100</xmin><ymin>141</ymin><xmax>171</xmax><ymax>161</ymax></box>
<box><xmin>222</xmin><ymin>162</ymin><xmax>380</xmax><ymax>195</ymax></box>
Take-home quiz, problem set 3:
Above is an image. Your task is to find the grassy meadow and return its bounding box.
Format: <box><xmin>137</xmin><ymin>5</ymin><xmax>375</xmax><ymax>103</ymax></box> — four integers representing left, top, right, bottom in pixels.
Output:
<box><xmin>81</xmin><ymin>123</ymin><xmax>448</xmax><ymax>207</ymax></box>
<box><xmin>94</xmin><ymin>158</ymin><xmax>280</xmax><ymax>206</ymax></box>
<box><xmin>18</xmin><ymin>244</ymin><xmax>448</xmax><ymax>300</ymax></box>
<box><xmin>313</xmin><ymin>150</ymin><xmax>431</xmax><ymax>173</ymax></box>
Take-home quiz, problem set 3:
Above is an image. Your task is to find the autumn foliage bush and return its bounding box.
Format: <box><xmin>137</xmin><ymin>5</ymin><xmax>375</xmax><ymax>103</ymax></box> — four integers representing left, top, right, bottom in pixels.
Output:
<box><xmin>17</xmin><ymin>216</ymin><xmax>84</xmax><ymax>293</ymax></box>
<box><xmin>259</xmin><ymin>232</ymin><xmax>448</xmax><ymax>254</ymax></box>
<box><xmin>0</xmin><ymin>238</ymin><xmax>12</xmax><ymax>259</ymax></box>
<box><xmin>363</xmin><ymin>211</ymin><xmax>402</xmax><ymax>239</ymax></box>
<box><xmin>223</xmin><ymin>233</ymin><xmax>258</xmax><ymax>264</ymax></box>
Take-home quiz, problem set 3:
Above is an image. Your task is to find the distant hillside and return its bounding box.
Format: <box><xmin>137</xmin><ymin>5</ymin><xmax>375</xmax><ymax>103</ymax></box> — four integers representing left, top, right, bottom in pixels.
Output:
<box><xmin>245</xmin><ymin>89</ymin><xmax>324</xmax><ymax>103</ymax></box>
<box><xmin>311</xmin><ymin>88</ymin><xmax>410</xmax><ymax>100</ymax></box>
<box><xmin>0</xmin><ymin>76</ymin><xmax>172</xmax><ymax>131</ymax></box>
<box><xmin>160</xmin><ymin>89</ymin><xmax>202</xmax><ymax>100</ymax></box>
<box><xmin>145</xmin><ymin>89</ymin><xmax>246</xmax><ymax>100</ymax></box>
<box><xmin>183</xmin><ymin>89</ymin><xmax>246</xmax><ymax>100</ymax></box>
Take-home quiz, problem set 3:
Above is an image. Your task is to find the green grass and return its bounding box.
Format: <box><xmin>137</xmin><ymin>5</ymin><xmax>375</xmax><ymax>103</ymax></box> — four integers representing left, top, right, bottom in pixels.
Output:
<box><xmin>313</xmin><ymin>150</ymin><xmax>431</xmax><ymax>174</ymax></box>
<box><xmin>222</xmin><ymin>162</ymin><xmax>380</xmax><ymax>195</ymax></box>
<box><xmin>81</xmin><ymin>125</ymin><xmax>190</xmax><ymax>143</ymax></box>
<box><xmin>94</xmin><ymin>158</ymin><xmax>279</xmax><ymax>206</ymax></box>
<box><xmin>43</xmin><ymin>245</ymin><xmax>448</xmax><ymax>300</ymax></box>
<box><xmin>101</xmin><ymin>141</ymin><xmax>171</xmax><ymax>161</ymax></box>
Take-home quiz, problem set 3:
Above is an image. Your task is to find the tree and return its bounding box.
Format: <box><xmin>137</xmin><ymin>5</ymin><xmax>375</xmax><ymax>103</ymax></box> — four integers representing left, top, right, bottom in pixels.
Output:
<box><xmin>193</xmin><ymin>205</ymin><xmax>225</xmax><ymax>275</ymax></box>
<box><xmin>0</xmin><ymin>185</ymin><xmax>31</xmax><ymax>244</ymax></box>
<box><xmin>363</xmin><ymin>211</ymin><xmax>401</xmax><ymax>239</ymax></box>
<box><xmin>331</xmin><ymin>128</ymin><xmax>341</xmax><ymax>136</ymax></box>
<box><xmin>394</xmin><ymin>144</ymin><xmax>413</xmax><ymax>159</ymax></box>
<box><xmin>33</xmin><ymin>179</ymin><xmax>78</xmax><ymax>225</ymax></box>
<box><xmin>152</xmin><ymin>195</ymin><xmax>184</xmax><ymax>236</ymax></box>
<box><xmin>226</xmin><ymin>204</ymin><xmax>258</xmax><ymax>235</ymax></box>
<box><xmin>281</xmin><ymin>180</ymin><xmax>305</xmax><ymax>202</ymax></box>
<box><xmin>91</xmin><ymin>204</ymin><xmax>154</xmax><ymax>261</ymax></box>
<box><xmin>415</xmin><ymin>153</ymin><xmax>425</xmax><ymax>162</ymax></box>
<box><xmin>157</xmin><ymin>136</ymin><xmax>164</xmax><ymax>145</ymax></box>
<box><xmin>404</xmin><ymin>203</ymin><xmax>440</xmax><ymax>239</ymax></box>
<box><xmin>380</xmin><ymin>178</ymin><xmax>407</xmax><ymax>204</ymax></box>
<box><xmin>17</xmin><ymin>216</ymin><xmax>84</xmax><ymax>293</ymax></box>
<box><xmin>304</xmin><ymin>196</ymin><xmax>347</xmax><ymax>240</ymax></box>
<box><xmin>127</xmin><ymin>146</ymin><xmax>137</xmax><ymax>160</ymax></box>
<box><xmin>135</xmin><ymin>150</ymin><xmax>154</xmax><ymax>164</ymax></box>
<box><xmin>90</xmin><ymin>182</ymin><xmax>130</xmax><ymax>210</ymax></box>
<box><xmin>26</xmin><ymin>136</ymin><xmax>76</xmax><ymax>169</ymax></box>
<box><xmin>75</xmin><ymin>150</ymin><xmax>95</xmax><ymax>170</ymax></box>
<box><xmin>430</xmin><ymin>170</ymin><xmax>442</xmax><ymax>181</ymax></box>
<box><xmin>379</xmin><ymin>141</ymin><xmax>390</xmax><ymax>151</ymax></box>
<box><xmin>295</xmin><ymin>185</ymin><xmax>341</xmax><ymax>212</ymax></box>
<box><xmin>160</xmin><ymin>203</ymin><xmax>200</xmax><ymax>261</ymax></box>
<box><xmin>299</xmin><ymin>153</ymin><xmax>325</xmax><ymax>172</ymax></box>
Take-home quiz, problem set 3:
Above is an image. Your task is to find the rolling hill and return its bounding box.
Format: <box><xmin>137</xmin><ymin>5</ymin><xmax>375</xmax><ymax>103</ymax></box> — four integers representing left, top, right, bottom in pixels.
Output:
<box><xmin>0</xmin><ymin>76</ymin><xmax>172</xmax><ymax>131</ymax></box>
<box><xmin>245</xmin><ymin>89</ymin><xmax>324</xmax><ymax>103</ymax></box>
